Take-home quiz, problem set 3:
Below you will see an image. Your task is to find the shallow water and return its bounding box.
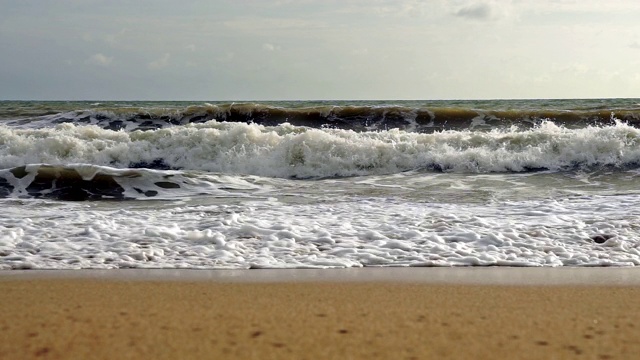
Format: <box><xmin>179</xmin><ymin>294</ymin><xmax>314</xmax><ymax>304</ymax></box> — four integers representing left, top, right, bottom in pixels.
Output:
<box><xmin>1</xmin><ymin>99</ymin><xmax>640</xmax><ymax>269</ymax></box>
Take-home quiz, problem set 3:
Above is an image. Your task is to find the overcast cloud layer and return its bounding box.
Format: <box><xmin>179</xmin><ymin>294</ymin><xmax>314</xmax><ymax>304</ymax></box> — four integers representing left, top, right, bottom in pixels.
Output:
<box><xmin>1</xmin><ymin>0</ymin><xmax>639</xmax><ymax>100</ymax></box>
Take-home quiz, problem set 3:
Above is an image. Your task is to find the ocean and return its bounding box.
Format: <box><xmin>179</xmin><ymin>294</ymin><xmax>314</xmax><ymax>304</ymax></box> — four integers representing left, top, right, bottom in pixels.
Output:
<box><xmin>1</xmin><ymin>99</ymin><xmax>640</xmax><ymax>269</ymax></box>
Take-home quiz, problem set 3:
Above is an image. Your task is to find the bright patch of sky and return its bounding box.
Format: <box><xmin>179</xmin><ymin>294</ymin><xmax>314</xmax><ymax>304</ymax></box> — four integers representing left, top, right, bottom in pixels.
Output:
<box><xmin>0</xmin><ymin>0</ymin><xmax>639</xmax><ymax>100</ymax></box>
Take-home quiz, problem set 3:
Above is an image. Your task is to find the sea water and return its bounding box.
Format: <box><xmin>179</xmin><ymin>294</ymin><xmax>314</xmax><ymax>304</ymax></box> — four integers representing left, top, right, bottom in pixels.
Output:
<box><xmin>2</xmin><ymin>99</ymin><xmax>640</xmax><ymax>269</ymax></box>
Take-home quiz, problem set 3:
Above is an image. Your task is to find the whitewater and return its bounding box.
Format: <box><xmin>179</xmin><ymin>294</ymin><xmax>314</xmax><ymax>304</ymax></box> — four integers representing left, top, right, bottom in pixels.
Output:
<box><xmin>2</xmin><ymin>99</ymin><xmax>640</xmax><ymax>269</ymax></box>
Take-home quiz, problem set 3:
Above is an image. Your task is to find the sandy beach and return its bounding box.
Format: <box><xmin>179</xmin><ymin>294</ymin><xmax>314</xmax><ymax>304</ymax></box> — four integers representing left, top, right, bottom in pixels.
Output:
<box><xmin>1</xmin><ymin>268</ymin><xmax>640</xmax><ymax>359</ymax></box>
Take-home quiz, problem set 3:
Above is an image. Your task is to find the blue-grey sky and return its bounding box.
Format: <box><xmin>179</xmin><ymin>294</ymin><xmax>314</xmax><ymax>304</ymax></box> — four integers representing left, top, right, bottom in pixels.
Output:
<box><xmin>1</xmin><ymin>0</ymin><xmax>639</xmax><ymax>100</ymax></box>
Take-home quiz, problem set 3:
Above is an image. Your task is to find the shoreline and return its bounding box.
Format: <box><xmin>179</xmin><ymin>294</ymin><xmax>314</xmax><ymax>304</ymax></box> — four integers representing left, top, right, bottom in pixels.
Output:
<box><xmin>2</xmin><ymin>267</ymin><xmax>640</xmax><ymax>285</ymax></box>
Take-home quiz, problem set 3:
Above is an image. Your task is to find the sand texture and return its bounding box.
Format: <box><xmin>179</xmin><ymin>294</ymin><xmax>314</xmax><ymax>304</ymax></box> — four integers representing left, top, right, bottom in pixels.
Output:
<box><xmin>1</xmin><ymin>277</ymin><xmax>640</xmax><ymax>359</ymax></box>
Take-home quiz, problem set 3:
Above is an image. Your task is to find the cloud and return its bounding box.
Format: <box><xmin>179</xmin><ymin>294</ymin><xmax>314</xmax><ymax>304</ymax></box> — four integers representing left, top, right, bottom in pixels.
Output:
<box><xmin>339</xmin><ymin>0</ymin><xmax>430</xmax><ymax>18</ymax></box>
<box><xmin>555</xmin><ymin>63</ymin><xmax>590</xmax><ymax>75</ymax></box>
<box><xmin>87</xmin><ymin>53</ymin><xmax>113</xmax><ymax>67</ymax></box>
<box><xmin>454</xmin><ymin>3</ymin><xmax>493</xmax><ymax>20</ymax></box>
<box><xmin>216</xmin><ymin>52</ymin><xmax>235</xmax><ymax>63</ymax></box>
<box><xmin>223</xmin><ymin>17</ymin><xmax>325</xmax><ymax>32</ymax></box>
<box><xmin>630</xmin><ymin>41</ymin><xmax>640</xmax><ymax>49</ymax></box>
<box><xmin>262</xmin><ymin>43</ymin><xmax>280</xmax><ymax>51</ymax></box>
<box><xmin>350</xmin><ymin>48</ymin><xmax>369</xmax><ymax>56</ymax></box>
<box><xmin>148</xmin><ymin>53</ymin><xmax>170</xmax><ymax>70</ymax></box>
<box><xmin>104</xmin><ymin>28</ymin><xmax>128</xmax><ymax>45</ymax></box>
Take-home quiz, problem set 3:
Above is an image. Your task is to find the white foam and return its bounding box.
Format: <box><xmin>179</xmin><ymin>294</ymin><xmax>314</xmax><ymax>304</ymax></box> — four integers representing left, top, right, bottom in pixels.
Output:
<box><xmin>1</xmin><ymin>120</ymin><xmax>640</xmax><ymax>178</ymax></box>
<box><xmin>1</xmin><ymin>120</ymin><xmax>640</xmax><ymax>269</ymax></box>
<box><xmin>1</xmin><ymin>184</ymin><xmax>639</xmax><ymax>269</ymax></box>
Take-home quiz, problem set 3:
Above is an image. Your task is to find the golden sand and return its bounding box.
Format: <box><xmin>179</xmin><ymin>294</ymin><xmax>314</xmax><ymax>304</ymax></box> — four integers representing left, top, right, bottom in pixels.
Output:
<box><xmin>1</xmin><ymin>278</ymin><xmax>639</xmax><ymax>359</ymax></box>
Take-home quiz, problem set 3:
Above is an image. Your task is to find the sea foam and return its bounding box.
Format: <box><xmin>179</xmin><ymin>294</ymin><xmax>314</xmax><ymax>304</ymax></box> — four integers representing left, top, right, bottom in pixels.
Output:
<box><xmin>2</xmin><ymin>192</ymin><xmax>639</xmax><ymax>269</ymax></box>
<box><xmin>1</xmin><ymin>120</ymin><xmax>640</xmax><ymax>178</ymax></box>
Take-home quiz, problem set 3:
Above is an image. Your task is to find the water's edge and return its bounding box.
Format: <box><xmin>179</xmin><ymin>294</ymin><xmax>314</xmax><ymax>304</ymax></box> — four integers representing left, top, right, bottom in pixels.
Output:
<box><xmin>2</xmin><ymin>268</ymin><xmax>640</xmax><ymax>285</ymax></box>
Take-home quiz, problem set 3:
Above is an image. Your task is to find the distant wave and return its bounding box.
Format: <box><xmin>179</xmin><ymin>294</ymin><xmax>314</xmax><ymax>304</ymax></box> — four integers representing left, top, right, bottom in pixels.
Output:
<box><xmin>3</xmin><ymin>102</ymin><xmax>640</xmax><ymax>132</ymax></box>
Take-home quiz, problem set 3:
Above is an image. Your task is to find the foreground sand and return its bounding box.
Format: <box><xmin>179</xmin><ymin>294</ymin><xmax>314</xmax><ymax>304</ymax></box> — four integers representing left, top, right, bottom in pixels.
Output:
<box><xmin>1</xmin><ymin>269</ymin><xmax>640</xmax><ymax>359</ymax></box>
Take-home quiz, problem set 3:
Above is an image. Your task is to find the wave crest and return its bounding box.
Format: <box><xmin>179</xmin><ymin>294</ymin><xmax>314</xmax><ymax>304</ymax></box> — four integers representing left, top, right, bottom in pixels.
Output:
<box><xmin>5</xmin><ymin>103</ymin><xmax>640</xmax><ymax>133</ymax></box>
<box><xmin>2</xmin><ymin>120</ymin><xmax>640</xmax><ymax>178</ymax></box>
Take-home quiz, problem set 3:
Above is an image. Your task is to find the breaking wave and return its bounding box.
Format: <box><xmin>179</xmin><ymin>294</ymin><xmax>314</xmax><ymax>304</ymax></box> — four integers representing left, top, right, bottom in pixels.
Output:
<box><xmin>4</xmin><ymin>102</ymin><xmax>640</xmax><ymax>133</ymax></box>
<box><xmin>2</xmin><ymin>120</ymin><xmax>640</xmax><ymax>182</ymax></box>
<box><xmin>0</xmin><ymin>164</ymin><xmax>262</xmax><ymax>201</ymax></box>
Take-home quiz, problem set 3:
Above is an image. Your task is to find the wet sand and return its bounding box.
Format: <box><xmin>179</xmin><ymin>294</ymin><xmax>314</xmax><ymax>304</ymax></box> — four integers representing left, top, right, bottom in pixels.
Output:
<box><xmin>1</xmin><ymin>269</ymin><xmax>640</xmax><ymax>359</ymax></box>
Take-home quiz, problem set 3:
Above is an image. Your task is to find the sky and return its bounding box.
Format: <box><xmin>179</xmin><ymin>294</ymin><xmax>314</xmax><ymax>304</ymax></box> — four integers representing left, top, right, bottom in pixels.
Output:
<box><xmin>1</xmin><ymin>0</ymin><xmax>639</xmax><ymax>100</ymax></box>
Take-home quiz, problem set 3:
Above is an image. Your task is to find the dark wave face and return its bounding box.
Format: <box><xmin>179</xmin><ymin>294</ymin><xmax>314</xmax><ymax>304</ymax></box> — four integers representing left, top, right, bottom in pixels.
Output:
<box><xmin>0</xmin><ymin>164</ymin><xmax>258</xmax><ymax>201</ymax></box>
<box><xmin>2</xmin><ymin>99</ymin><xmax>640</xmax><ymax>132</ymax></box>
<box><xmin>0</xmin><ymin>165</ymin><xmax>189</xmax><ymax>200</ymax></box>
